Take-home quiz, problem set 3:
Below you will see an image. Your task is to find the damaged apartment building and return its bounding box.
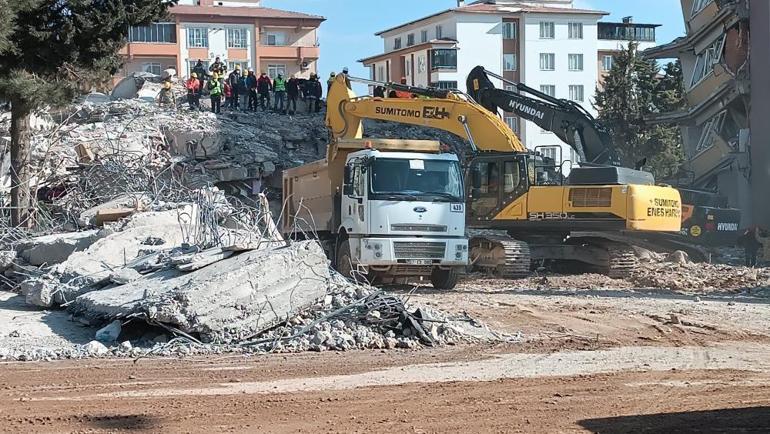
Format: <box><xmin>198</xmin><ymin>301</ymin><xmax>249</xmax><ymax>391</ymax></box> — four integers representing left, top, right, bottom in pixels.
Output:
<box><xmin>645</xmin><ymin>0</ymin><xmax>770</xmax><ymax>227</ymax></box>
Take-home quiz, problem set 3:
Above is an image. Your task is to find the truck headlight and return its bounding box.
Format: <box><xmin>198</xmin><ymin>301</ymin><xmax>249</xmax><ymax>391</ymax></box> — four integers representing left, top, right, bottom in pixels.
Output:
<box><xmin>456</xmin><ymin>252</ymin><xmax>463</xmax><ymax>259</ymax></box>
<box><xmin>456</xmin><ymin>245</ymin><xmax>464</xmax><ymax>251</ymax></box>
<box><xmin>375</xmin><ymin>252</ymin><xmax>382</xmax><ymax>258</ymax></box>
<box><xmin>374</xmin><ymin>243</ymin><xmax>382</xmax><ymax>251</ymax></box>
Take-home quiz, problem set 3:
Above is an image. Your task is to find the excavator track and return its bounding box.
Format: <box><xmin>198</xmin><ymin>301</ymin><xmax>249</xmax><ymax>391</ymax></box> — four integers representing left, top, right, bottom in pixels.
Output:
<box><xmin>606</xmin><ymin>244</ymin><xmax>640</xmax><ymax>279</ymax></box>
<box><xmin>469</xmin><ymin>232</ymin><xmax>531</xmax><ymax>278</ymax></box>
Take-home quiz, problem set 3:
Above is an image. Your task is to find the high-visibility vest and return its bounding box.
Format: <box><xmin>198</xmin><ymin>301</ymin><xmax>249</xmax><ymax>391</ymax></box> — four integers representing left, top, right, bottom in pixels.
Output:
<box><xmin>274</xmin><ymin>77</ymin><xmax>286</xmax><ymax>92</ymax></box>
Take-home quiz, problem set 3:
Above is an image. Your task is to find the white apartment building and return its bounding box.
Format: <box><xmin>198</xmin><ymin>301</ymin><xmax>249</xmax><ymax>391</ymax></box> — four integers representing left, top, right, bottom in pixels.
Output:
<box><xmin>360</xmin><ymin>0</ymin><xmax>611</xmax><ymax>165</ymax></box>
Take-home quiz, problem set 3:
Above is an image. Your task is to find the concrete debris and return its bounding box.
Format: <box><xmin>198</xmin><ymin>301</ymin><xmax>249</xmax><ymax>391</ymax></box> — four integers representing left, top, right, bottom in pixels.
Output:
<box><xmin>17</xmin><ymin>230</ymin><xmax>102</xmax><ymax>266</ymax></box>
<box><xmin>84</xmin><ymin>340</ymin><xmax>109</xmax><ymax>356</ymax></box>
<box><xmin>95</xmin><ymin>320</ymin><xmax>122</xmax><ymax>343</ymax></box>
<box><xmin>72</xmin><ymin>241</ymin><xmax>330</xmax><ymax>343</ymax></box>
<box><xmin>631</xmin><ymin>261</ymin><xmax>770</xmax><ymax>293</ymax></box>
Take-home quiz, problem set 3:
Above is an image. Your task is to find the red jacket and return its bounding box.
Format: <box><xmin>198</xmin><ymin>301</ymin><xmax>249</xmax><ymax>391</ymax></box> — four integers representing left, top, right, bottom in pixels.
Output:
<box><xmin>185</xmin><ymin>78</ymin><xmax>201</xmax><ymax>93</ymax></box>
<box><xmin>224</xmin><ymin>82</ymin><xmax>232</xmax><ymax>98</ymax></box>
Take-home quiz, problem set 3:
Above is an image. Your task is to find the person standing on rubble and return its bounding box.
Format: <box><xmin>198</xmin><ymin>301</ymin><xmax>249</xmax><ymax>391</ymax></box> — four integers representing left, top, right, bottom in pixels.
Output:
<box><xmin>286</xmin><ymin>75</ymin><xmax>300</xmax><ymax>115</ymax></box>
<box><xmin>192</xmin><ymin>60</ymin><xmax>207</xmax><ymax>89</ymax></box>
<box><xmin>257</xmin><ymin>72</ymin><xmax>272</xmax><ymax>112</ymax></box>
<box><xmin>306</xmin><ymin>73</ymin><xmax>322</xmax><ymax>113</ymax></box>
<box><xmin>208</xmin><ymin>72</ymin><xmax>223</xmax><ymax>114</ymax></box>
<box><xmin>247</xmin><ymin>69</ymin><xmax>258</xmax><ymax>112</ymax></box>
<box><xmin>157</xmin><ymin>80</ymin><xmax>176</xmax><ymax>109</ymax></box>
<box><xmin>327</xmin><ymin>72</ymin><xmax>336</xmax><ymax>93</ymax></box>
<box><xmin>238</xmin><ymin>69</ymin><xmax>249</xmax><ymax>112</ymax></box>
<box><xmin>738</xmin><ymin>226</ymin><xmax>764</xmax><ymax>267</ymax></box>
<box><xmin>185</xmin><ymin>73</ymin><xmax>201</xmax><ymax>110</ymax></box>
<box><xmin>273</xmin><ymin>73</ymin><xmax>287</xmax><ymax>114</ymax></box>
<box><xmin>209</xmin><ymin>57</ymin><xmax>226</xmax><ymax>76</ymax></box>
<box><xmin>227</xmin><ymin>66</ymin><xmax>241</xmax><ymax>110</ymax></box>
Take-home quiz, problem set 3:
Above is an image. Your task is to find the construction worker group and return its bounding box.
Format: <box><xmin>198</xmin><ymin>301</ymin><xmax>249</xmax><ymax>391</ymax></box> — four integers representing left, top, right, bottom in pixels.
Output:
<box><xmin>182</xmin><ymin>57</ymin><xmax>326</xmax><ymax>115</ymax></box>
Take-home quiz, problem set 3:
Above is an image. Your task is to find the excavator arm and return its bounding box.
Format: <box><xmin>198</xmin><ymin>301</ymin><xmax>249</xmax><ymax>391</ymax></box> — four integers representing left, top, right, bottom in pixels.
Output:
<box><xmin>325</xmin><ymin>73</ymin><xmax>526</xmax><ymax>161</ymax></box>
<box><xmin>466</xmin><ymin>66</ymin><xmax>619</xmax><ymax>165</ymax></box>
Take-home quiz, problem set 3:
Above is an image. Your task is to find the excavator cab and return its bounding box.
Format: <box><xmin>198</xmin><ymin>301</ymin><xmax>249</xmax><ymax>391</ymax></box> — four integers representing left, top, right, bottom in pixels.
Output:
<box><xmin>467</xmin><ymin>153</ymin><xmax>532</xmax><ymax>223</ymax></box>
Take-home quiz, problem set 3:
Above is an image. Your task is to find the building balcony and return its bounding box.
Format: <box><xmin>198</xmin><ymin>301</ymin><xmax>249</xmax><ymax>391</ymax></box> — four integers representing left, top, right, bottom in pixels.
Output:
<box><xmin>688</xmin><ymin>134</ymin><xmax>733</xmax><ymax>179</ymax></box>
<box><xmin>120</xmin><ymin>42</ymin><xmax>179</xmax><ymax>58</ymax></box>
<box><xmin>688</xmin><ymin>0</ymin><xmax>721</xmax><ymax>34</ymax></box>
<box><xmin>257</xmin><ymin>45</ymin><xmax>320</xmax><ymax>60</ymax></box>
<box><xmin>686</xmin><ymin>64</ymin><xmax>734</xmax><ymax>108</ymax></box>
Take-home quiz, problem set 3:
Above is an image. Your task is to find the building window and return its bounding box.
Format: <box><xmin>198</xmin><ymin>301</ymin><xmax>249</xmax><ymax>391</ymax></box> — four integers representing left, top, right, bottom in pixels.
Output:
<box><xmin>505</xmin><ymin>116</ymin><xmax>520</xmax><ymax>135</ymax></box>
<box><xmin>696</xmin><ymin>110</ymin><xmax>727</xmax><ymax>153</ymax></box>
<box><xmin>129</xmin><ymin>23</ymin><xmax>176</xmax><ymax>43</ymax></box>
<box><xmin>266</xmin><ymin>32</ymin><xmax>287</xmax><ymax>46</ymax></box>
<box><xmin>407</xmin><ymin>33</ymin><xmax>415</xmax><ymax>46</ymax></box>
<box><xmin>436</xmin><ymin>25</ymin><xmax>443</xmax><ymax>39</ymax></box>
<box><xmin>540</xmin><ymin>146</ymin><xmax>560</xmax><ymax>163</ymax></box>
<box><xmin>540</xmin><ymin>85</ymin><xmax>556</xmax><ymax>97</ymax></box>
<box><xmin>502</xmin><ymin>22</ymin><xmax>517</xmax><ymax>39</ymax></box>
<box><xmin>405</xmin><ymin>58</ymin><xmax>411</xmax><ymax>77</ymax></box>
<box><xmin>569</xmin><ymin>85</ymin><xmax>584</xmax><ymax>102</ymax></box>
<box><xmin>267</xmin><ymin>64</ymin><xmax>286</xmax><ymax>79</ymax></box>
<box><xmin>378</xmin><ymin>65</ymin><xmax>385</xmax><ymax>81</ymax></box>
<box><xmin>568</xmin><ymin>54</ymin><xmax>583</xmax><ymax>71</ymax></box>
<box><xmin>690</xmin><ymin>35</ymin><xmax>726</xmax><ymax>87</ymax></box>
<box><xmin>228</xmin><ymin>60</ymin><xmax>249</xmax><ymax>72</ymax></box>
<box><xmin>227</xmin><ymin>28</ymin><xmax>248</xmax><ymax>48</ymax></box>
<box><xmin>503</xmin><ymin>53</ymin><xmax>518</xmax><ymax>71</ymax></box>
<box><xmin>602</xmin><ymin>55</ymin><xmax>614</xmax><ymax>72</ymax></box>
<box><xmin>504</xmin><ymin>84</ymin><xmax>518</xmax><ymax>93</ymax></box>
<box><xmin>568</xmin><ymin>22</ymin><xmax>583</xmax><ymax>39</ymax></box>
<box><xmin>434</xmin><ymin>81</ymin><xmax>458</xmax><ymax>90</ymax></box>
<box><xmin>539</xmin><ymin>22</ymin><xmax>555</xmax><ymax>39</ymax></box>
<box><xmin>598</xmin><ymin>23</ymin><xmax>656</xmax><ymax>42</ymax></box>
<box><xmin>421</xmin><ymin>30</ymin><xmax>428</xmax><ymax>43</ymax></box>
<box><xmin>692</xmin><ymin>0</ymin><xmax>714</xmax><ymax>16</ymax></box>
<box><xmin>540</xmin><ymin>53</ymin><xmax>555</xmax><ymax>71</ymax></box>
<box><xmin>394</xmin><ymin>37</ymin><xmax>402</xmax><ymax>50</ymax></box>
<box><xmin>143</xmin><ymin>62</ymin><xmax>162</xmax><ymax>75</ymax></box>
<box><xmin>187</xmin><ymin>27</ymin><xmax>208</xmax><ymax>48</ymax></box>
<box><xmin>431</xmin><ymin>49</ymin><xmax>457</xmax><ymax>70</ymax></box>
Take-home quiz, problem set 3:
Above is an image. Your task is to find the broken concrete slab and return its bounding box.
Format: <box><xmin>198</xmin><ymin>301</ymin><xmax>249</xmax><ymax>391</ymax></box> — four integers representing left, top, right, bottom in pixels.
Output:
<box><xmin>163</xmin><ymin>126</ymin><xmax>223</xmax><ymax>159</ymax></box>
<box><xmin>78</xmin><ymin>193</ymin><xmax>149</xmax><ymax>227</ymax></box>
<box><xmin>71</xmin><ymin>241</ymin><xmax>330</xmax><ymax>343</ymax></box>
<box><xmin>18</xmin><ymin>230</ymin><xmax>102</xmax><ymax>267</ymax></box>
<box><xmin>95</xmin><ymin>208</ymin><xmax>136</xmax><ymax>226</ymax></box>
<box><xmin>57</xmin><ymin>223</ymin><xmax>186</xmax><ymax>288</ymax></box>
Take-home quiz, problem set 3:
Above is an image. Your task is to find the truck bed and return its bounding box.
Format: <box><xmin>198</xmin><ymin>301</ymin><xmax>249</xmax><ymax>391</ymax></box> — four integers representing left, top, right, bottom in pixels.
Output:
<box><xmin>282</xmin><ymin>159</ymin><xmax>335</xmax><ymax>235</ymax></box>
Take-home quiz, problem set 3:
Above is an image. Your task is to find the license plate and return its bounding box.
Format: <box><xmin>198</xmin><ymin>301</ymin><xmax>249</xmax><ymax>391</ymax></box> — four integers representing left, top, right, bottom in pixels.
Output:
<box><xmin>406</xmin><ymin>259</ymin><xmax>432</xmax><ymax>265</ymax></box>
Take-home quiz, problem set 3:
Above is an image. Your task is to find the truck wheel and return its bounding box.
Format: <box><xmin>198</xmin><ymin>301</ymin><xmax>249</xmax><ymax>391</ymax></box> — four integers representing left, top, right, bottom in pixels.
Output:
<box><xmin>430</xmin><ymin>267</ymin><xmax>459</xmax><ymax>290</ymax></box>
<box><xmin>336</xmin><ymin>241</ymin><xmax>354</xmax><ymax>280</ymax></box>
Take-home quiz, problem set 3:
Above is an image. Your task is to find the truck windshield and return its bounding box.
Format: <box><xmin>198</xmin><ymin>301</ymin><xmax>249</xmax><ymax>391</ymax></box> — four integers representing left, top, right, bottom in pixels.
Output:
<box><xmin>369</xmin><ymin>158</ymin><xmax>463</xmax><ymax>202</ymax></box>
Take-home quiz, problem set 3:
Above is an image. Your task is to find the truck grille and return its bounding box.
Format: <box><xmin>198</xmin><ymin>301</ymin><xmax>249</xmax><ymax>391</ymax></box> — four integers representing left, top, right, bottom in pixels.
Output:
<box><xmin>393</xmin><ymin>242</ymin><xmax>446</xmax><ymax>259</ymax></box>
<box><xmin>569</xmin><ymin>188</ymin><xmax>612</xmax><ymax>208</ymax></box>
<box><xmin>391</xmin><ymin>224</ymin><xmax>447</xmax><ymax>232</ymax></box>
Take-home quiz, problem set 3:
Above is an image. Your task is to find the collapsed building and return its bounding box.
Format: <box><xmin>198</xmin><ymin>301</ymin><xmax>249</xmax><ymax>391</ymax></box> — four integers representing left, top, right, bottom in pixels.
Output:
<box><xmin>644</xmin><ymin>0</ymin><xmax>769</xmax><ymax>227</ymax></box>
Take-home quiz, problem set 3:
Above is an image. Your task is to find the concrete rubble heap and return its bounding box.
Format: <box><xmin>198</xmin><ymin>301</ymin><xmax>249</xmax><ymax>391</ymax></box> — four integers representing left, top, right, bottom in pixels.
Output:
<box><xmin>0</xmin><ymin>75</ymin><xmax>488</xmax><ymax>361</ymax></box>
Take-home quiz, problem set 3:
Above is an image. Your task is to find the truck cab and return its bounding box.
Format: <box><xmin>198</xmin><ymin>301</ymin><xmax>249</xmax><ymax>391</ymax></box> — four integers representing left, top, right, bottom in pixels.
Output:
<box><xmin>282</xmin><ymin>138</ymin><xmax>468</xmax><ymax>290</ymax></box>
<box><xmin>338</xmin><ymin>149</ymin><xmax>468</xmax><ymax>288</ymax></box>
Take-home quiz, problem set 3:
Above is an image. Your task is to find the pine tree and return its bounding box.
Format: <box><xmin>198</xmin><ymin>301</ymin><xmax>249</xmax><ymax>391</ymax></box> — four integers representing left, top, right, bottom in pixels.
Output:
<box><xmin>595</xmin><ymin>43</ymin><xmax>684</xmax><ymax>179</ymax></box>
<box><xmin>0</xmin><ymin>0</ymin><xmax>176</xmax><ymax>227</ymax></box>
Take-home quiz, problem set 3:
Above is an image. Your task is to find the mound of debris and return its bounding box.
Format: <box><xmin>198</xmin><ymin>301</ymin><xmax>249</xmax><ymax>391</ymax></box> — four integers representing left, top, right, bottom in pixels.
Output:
<box><xmin>631</xmin><ymin>260</ymin><xmax>770</xmax><ymax>293</ymax></box>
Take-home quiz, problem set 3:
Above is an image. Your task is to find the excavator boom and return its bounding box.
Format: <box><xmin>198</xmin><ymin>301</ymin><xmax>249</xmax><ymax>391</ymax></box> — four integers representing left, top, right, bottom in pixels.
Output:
<box><xmin>466</xmin><ymin>66</ymin><xmax>619</xmax><ymax>165</ymax></box>
<box><xmin>325</xmin><ymin>73</ymin><xmax>526</xmax><ymax>160</ymax></box>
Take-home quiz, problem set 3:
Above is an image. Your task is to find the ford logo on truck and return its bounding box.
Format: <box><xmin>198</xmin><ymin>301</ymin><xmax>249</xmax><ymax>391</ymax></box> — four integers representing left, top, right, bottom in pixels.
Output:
<box><xmin>414</xmin><ymin>207</ymin><xmax>427</xmax><ymax>213</ymax></box>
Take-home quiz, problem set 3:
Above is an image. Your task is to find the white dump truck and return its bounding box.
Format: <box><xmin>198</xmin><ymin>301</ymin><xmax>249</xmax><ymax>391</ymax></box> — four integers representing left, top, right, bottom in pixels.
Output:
<box><xmin>282</xmin><ymin>138</ymin><xmax>468</xmax><ymax>289</ymax></box>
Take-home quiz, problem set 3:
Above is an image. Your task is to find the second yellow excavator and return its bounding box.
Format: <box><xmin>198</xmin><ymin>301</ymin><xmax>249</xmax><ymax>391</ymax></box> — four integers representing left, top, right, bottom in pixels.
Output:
<box><xmin>325</xmin><ymin>74</ymin><xmax>683</xmax><ymax>277</ymax></box>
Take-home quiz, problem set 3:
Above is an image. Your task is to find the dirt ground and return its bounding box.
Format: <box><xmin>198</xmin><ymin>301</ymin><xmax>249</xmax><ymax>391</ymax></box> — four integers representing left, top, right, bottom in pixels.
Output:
<box><xmin>1</xmin><ymin>278</ymin><xmax>770</xmax><ymax>433</ymax></box>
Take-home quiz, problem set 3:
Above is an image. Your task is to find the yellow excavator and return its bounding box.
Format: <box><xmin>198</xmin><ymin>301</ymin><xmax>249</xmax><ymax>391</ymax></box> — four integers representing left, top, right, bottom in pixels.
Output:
<box><xmin>325</xmin><ymin>74</ymin><xmax>683</xmax><ymax>277</ymax></box>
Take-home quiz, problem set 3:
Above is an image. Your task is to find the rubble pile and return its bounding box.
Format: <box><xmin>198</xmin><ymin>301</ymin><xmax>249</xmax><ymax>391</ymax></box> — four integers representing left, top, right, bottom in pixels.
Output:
<box><xmin>0</xmin><ymin>77</ymin><xmax>483</xmax><ymax>361</ymax></box>
<box><xmin>631</xmin><ymin>260</ymin><xmax>770</xmax><ymax>293</ymax></box>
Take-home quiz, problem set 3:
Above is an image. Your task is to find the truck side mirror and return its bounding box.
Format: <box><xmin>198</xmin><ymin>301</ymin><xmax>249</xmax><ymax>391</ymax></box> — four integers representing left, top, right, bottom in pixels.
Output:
<box><xmin>471</xmin><ymin>167</ymin><xmax>482</xmax><ymax>189</ymax></box>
